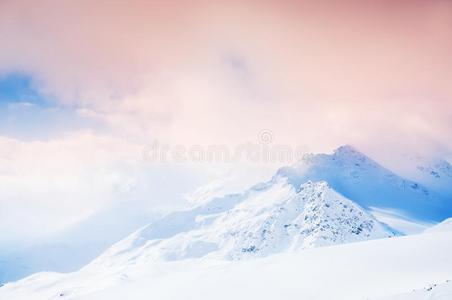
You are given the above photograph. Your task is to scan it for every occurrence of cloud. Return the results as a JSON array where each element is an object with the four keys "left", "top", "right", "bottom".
[
  {"left": 0, "top": 0, "right": 451, "bottom": 241},
  {"left": 0, "top": 133, "right": 133, "bottom": 242},
  {"left": 0, "top": 131, "right": 278, "bottom": 244},
  {"left": 0, "top": 0, "right": 451, "bottom": 156}
]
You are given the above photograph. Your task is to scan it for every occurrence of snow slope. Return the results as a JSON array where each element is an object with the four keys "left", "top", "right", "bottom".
[
  {"left": 1, "top": 230, "right": 451, "bottom": 300},
  {"left": 277, "top": 145, "right": 452, "bottom": 221},
  {"left": 424, "top": 218, "right": 452, "bottom": 233},
  {"left": 86, "top": 179, "right": 394, "bottom": 274},
  {"left": 369, "top": 207, "right": 432, "bottom": 235},
  {"left": 377, "top": 280, "right": 452, "bottom": 300},
  {"left": 0, "top": 202, "right": 159, "bottom": 284}
]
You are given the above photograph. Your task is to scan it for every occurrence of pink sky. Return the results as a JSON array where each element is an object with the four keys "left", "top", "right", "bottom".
[
  {"left": 0, "top": 0, "right": 451, "bottom": 156},
  {"left": 0, "top": 0, "right": 451, "bottom": 242}
]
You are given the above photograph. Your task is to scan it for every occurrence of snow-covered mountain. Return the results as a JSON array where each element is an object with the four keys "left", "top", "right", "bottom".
[
  {"left": 401, "top": 155, "right": 452, "bottom": 196},
  {"left": 86, "top": 179, "right": 394, "bottom": 272},
  {"left": 0, "top": 176, "right": 400, "bottom": 300},
  {"left": 277, "top": 145, "right": 452, "bottom": 221},
  {"left": 1, "top": 145, "right": 452, "bottom": 299}
]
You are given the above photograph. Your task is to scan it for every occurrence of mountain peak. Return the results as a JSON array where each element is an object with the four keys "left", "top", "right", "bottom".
[
  {"left": 278, "top": 145, "right": 451, "bottom": 221},
  {"left": 332, "top": 144, "right": 373, "bottom": 164},
  {"left": 333, "top": 144, "right": 361, "bottom": 156}
]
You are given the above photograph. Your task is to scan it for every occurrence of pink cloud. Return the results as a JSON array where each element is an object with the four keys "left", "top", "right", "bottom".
[{"left": 0, "top": 0, "right": 450, "bottom": 157}]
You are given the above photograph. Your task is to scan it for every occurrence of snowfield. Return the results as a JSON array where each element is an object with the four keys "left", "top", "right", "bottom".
[
  {"left": 425, "top": 218, "right": 452, "bottom": 233},
  {"left": 377, "top": 280, "right": 452, "bottom": 300},
  {"left": 1, "top": 230, "right": 451, "bottom": 300}
]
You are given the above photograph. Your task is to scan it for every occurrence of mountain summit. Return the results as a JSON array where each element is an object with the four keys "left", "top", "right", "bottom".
[{"left": 277, "top": 146, "right": 451, "bottom": 221}]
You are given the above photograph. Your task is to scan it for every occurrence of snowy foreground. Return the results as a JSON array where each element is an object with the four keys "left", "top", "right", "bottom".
[{"left": 1, "top": 228, "right": 451, "bottom": 300}]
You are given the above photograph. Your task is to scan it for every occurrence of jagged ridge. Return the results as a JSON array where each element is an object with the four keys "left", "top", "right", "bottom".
[{"left": 87, "top": 178, "right": 395, "bottom": 272}]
